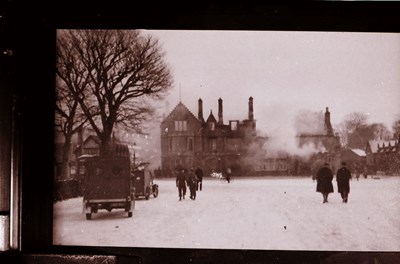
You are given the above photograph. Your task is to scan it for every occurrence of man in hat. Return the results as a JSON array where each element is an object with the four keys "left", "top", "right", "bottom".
[
  {"left": 316, "top": 162, "right": 334, "bottom": 203},
  {"left": 176, "top": 168, "right": 187, "bottom": 201},
  {"left": 336, "top": 161, "right": 352, "bottom": 203}
]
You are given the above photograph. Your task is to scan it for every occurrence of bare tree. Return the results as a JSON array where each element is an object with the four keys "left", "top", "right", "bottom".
[
  {"left": 370, "top": 123, "right": 392, "bottom": 141},
  {"left": 339, "top": 112, "right": 394, "bottom": 149},
  {"left": 56, "top": 30, "right": 172, "bottom": 155},
  {"left": 392, "top": 116, "right": 400, "bottom": 139},
  {"left": 344, "top": 112, "right": 369, "bottom": 132},
  {"left": 345, "top": 112, "right": 369, "bottom": 149},
  {"left": 55, "top": 78, "right": 88, "bottom": 179}
]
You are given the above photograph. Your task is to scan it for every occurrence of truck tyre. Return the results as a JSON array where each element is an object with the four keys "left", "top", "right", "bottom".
[
  {"left": 128, "top": 212, "right": 133, "bottom": 217},
  {"left": 153, "top": 186, "right": 159, "bottom": 198},
  {"left": 86, "top": 213, "right": 92, "bottom": 220},
  {"left": 145, "top": 187, "right": 150, "bottom": 200}
]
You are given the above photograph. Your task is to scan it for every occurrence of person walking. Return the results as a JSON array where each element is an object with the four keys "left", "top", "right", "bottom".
[
  {"left": 336, "top": 162, "right": 352, "bottom": 203},
  {"left": 194, "top": 166, "right": 204, "bottom": 191},
  {"left": 226, "top": 167, "right": 232, "bottom": 183},
  {"left": 316, "top": 162, "right": 334, "bottom": 203},
  {"left": 176, "top": 168, "right": 187, "bottom": 201},
  {"left": 187, "top": 168, "right": 198, "bottom": 200}
]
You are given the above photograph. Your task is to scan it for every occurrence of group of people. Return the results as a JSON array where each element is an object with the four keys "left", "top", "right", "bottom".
[
  {"left": 175, "top": 167, "right": 204, "bottom": 201},
  {"left": 316, "top": 161, "right": 352, "bottom": 203}
]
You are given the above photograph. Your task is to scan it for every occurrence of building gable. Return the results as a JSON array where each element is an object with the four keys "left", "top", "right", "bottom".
[{"left": 161, "top": 102, "right": 200, "bottom": 126}]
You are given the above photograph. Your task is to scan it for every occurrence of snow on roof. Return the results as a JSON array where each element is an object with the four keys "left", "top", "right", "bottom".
[
  {"left": 368, "top": 140, "right": 397, "bottom": 153},
  {"left": 77, "top": 154, "right": 97, "bottom": 160},
  {"left": 350, "top": 148, "right": 366, "bottom": 157}
]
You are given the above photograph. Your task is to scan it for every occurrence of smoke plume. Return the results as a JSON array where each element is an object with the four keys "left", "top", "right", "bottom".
[{"left": 256, "top": 104, "right": 327, "bottom": 160}]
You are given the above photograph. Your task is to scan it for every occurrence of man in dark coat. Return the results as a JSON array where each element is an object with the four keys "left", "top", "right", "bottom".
[
  {"left": 187, "top": 168, "right": 198, "bottom": 200},
  {"left": 176, "top": 168, "right": 187, "bottom": 201},
  {"left": 194, "top": 167, "right": 203, "bottom": 191},
  {"left": 336, "top": 161, "right": 352, "bottom": 203},
  {"left": 316, "top": 162, "right": 334, "bottom": 203}
]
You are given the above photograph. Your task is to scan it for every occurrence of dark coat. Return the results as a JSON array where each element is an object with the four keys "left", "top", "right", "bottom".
[
  {"left": 316, "top": 166, "right": 334, "bottom": 193},
  {"left": 187, "top": 171, "right": 198, "bottom": 189},
  {"left": 336, "top": 167, "right": 351, "bottom": 194},
  {"left": 176, "top": 171, "right": 187, "bottom": 188},
  {"left": 195, "top": 168, "right": 203, "bottom": 181}
]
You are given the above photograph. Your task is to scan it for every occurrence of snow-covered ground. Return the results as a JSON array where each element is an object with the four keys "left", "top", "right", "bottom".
[{"left": 53, "top": 175, "right": 400, "bottom": 251}]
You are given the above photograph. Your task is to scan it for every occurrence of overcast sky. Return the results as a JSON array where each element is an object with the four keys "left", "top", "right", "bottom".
[{"left": 146, "top": 30, "right": 400, "bottom": 133}]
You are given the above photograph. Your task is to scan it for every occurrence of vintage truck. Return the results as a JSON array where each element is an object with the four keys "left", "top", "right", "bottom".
[{"left": 82, "top": 144, "right": 135, "bottom": 220}]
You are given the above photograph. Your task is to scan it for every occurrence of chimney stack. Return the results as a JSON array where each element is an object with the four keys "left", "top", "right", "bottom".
[
  {"left": 248, "top": 97, "right": 254, "bottom": 121},
  {"left": 325, "top": 107, "right": 333, "bottom": 136},
  {"left": 218, "top": 98, "right": 223, "bottom": 125},
  {"left": 198, "top": 98, "right": 204, "bottom": 123}
]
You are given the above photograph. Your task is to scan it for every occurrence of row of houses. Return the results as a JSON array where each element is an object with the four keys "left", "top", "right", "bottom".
[
  {"left": 159, "top": 97, "right": 400, "bottom": 177},
  {"left": 366, "top": 137, "right": 400, "bottom": 175},
  {"left": 55, "top": 97, "right": 400, "bottom": 181}
]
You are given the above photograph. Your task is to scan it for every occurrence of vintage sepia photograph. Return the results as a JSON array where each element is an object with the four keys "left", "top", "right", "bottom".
[{"left": 52, "top": 29, "right": 400, "bottom": 252}]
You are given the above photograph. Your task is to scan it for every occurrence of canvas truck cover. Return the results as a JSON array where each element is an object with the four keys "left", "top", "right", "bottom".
[{"left": 83, "top": 156, "right": 131, "bottom": 201}]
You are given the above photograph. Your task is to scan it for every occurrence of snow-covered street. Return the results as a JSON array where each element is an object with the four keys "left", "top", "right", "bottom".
[{"left": 53, "top": 176, "right": 400, "bottom": 251}]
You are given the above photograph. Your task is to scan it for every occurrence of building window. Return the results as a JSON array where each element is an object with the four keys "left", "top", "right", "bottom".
[
  {"left": 188, "top": 137, "right": 194, "bottom": 151},
  {"left": 208, "top": 122, "right": 215, "bottom": 131},
  {"left": 79, "top": 165, "right": 85, "bottom": 175},
  {"left": 230, "top": 121, "right": 238, "bottom": 131},
  {"left": 266, "top": 159, "right": 275, "bottom": 171},
  {"left": 210, "top": 138, "right": 217, "bottom": 151},
  {"left": 175, "top": 121, "right": 187, "bottom": 131},
  {"left": 70, "top": 164, "right": 76, "bottom": 175},
  {"left": 278, "top": 159, "right": 286, "bottom": 170}
]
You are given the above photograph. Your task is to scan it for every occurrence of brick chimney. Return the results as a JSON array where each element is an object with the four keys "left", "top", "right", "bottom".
[
  {"left": 325, "top": 107, "right": 333, "bottom": 136},
  {"left": 218, "top": 98, "right": 223, "bottom": 125},
  {"left": 248, "top": 97, "right": 254, "bottom": 121},
  {"left": 198, "top": 98, "right": 204, "bottom": 123}
]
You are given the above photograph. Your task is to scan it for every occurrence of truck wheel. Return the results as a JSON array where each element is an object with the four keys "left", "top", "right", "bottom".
[
  {"left": 153, "top": 187, "right": 159, "bottom": 198},
  {"left": 145, "top": 187, "right": 150, "bottom": 200},
  {"left": 128, "top": 212, "right": 133, "bottom": 217},
  {"left": 86, "top": 213, "right": 92, "bottom": 220},
  {"left": 125, "top": 202, "right": 131, "bottom": 212}
]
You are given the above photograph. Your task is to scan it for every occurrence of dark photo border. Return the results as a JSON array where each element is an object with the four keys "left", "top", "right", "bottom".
[{"left": 3, "top": 2, "right": 400, "bottom": 264}]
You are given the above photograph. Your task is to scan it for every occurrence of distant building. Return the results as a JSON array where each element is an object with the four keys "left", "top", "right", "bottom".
[
  {"left": 54, "top": 124, "right": 154, "bottom": 181},
  {"left": 339, "top": 148, "right": 366, "bottom": 173},
  {"left": 160, "top": 97, "right": 341, "bottom": 177},
  {"left": 160, "top": 97, "right": 256, "bottom": 176},
  {"left": 366, "top": 136, "right": 400, "bottom": 175},
  {"left": 295, "top": 107, "right": 342, "bottom": 175}
]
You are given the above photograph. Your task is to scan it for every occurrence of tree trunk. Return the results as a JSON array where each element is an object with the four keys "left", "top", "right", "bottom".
[
  {"left": 60, "top": 134, "right": 72, "bottom": 180},
  {"left": 99, "top": 117, "right": 115, "bottom": 156}
]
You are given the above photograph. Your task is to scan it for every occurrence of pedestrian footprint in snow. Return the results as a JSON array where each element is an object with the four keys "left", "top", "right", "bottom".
[
  {"left": 336, "top": 161, "right": 352, "bottom": 203},
  {"left": 316, "top": 162, "right": 334, "bottom": 203}
]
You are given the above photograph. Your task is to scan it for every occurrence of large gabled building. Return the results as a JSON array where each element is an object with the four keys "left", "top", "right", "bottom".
[
  {"left": 160, "top": 97, "right": 342, "bottom": 177},
  {"left": 160, "top": 97, "right": 256, "bottom": 177}
]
